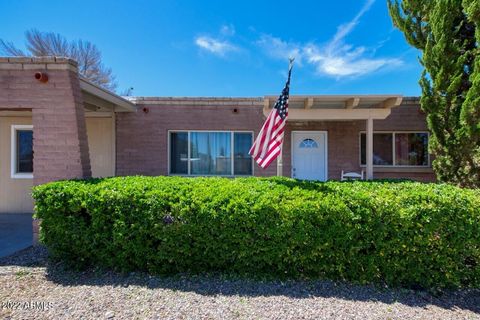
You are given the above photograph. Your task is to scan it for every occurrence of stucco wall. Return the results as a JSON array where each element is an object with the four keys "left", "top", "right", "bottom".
[
  {"left": 0, "top": 57, "right": 91, "bottom": 186},
  {"left": 0, "top": 115, "right": 34, "bottom": 213}
]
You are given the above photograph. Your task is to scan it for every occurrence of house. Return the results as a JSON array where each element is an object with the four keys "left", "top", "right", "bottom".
[{"left": 0, "top": 57, "right": 435, "bottom": 222}]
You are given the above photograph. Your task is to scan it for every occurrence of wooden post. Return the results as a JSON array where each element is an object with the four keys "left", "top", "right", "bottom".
[
  {"left": 366, "top": 117, "right": 373, "bottom": 180},
  {"left": 277, "top": 146, "right": 283, "bottom": 176}
]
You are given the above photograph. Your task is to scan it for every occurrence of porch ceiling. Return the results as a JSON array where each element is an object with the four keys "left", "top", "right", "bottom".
[
  {"left": 80, "top": 77, "right": 136, "bottom": 113},
  {"left": 263, "top": 95, "right": 403, "bottom": 120}
]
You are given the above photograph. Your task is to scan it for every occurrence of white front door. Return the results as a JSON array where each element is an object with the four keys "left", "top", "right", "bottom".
[{"left": 292, "top": 131, "right": 327, "bottom": 181}]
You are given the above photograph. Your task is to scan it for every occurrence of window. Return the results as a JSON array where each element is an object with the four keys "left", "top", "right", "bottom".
[
  {"left": 169, "top": 131, "right": 253, "bottom": 175},
  {"left": 299, "top": 138, "right": 318, "bottom": 149},
  {"left": 11, "top": 125, "right": 33, "bottom": 178},
  {"left": 234, "top": 133, "right": 253, "bottom": 175},
  {"left": 360, "top": 133, "right": 393, "bottom": 165},
  {"left": 360, "top": 132, "right": 429, "bottom": 167},
  {"left": 191, "top": 132, "right": 231, "bottom": 175},
  {"left": 395, "top": 133, "right": 429, "bottom": 166},
  {"left": 170, "top": 132, "right": 188, "bottom": 174}
]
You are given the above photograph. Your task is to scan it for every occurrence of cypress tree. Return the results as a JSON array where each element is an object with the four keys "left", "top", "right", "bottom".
[{"left": 388, "top": 0, "right": 480, "bottom": 187}]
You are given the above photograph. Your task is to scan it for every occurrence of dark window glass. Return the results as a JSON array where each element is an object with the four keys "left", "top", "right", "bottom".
[
  {"left": 299, "top": 138, "right": 318, "bottom": 149},
  {"left": 16, "top": 130, "right": 33, "bottom": 173},
  {"left": 234, "top": 133, "right": 253, "bottom": 175},
  {"left": 190, "top": 132, "right": 231, "bottom": 175},
  {"left": 361, "top": 133, "right": 393, "bottom": 165},
  {"left": 395, "top": 133, "right": 428, "bottom": 166},
  {"left": 170, "top": 132, "right": 188, "bottom": 174}
]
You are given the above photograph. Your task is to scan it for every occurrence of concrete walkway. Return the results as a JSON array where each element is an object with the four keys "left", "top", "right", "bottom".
[{"left": 0, "top": 213, "right": 32, "bottom": 258}]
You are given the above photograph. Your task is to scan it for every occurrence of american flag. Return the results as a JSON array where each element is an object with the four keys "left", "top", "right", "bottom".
[{"left": 249, "top": 60, "right": 293, "bottom": 169}]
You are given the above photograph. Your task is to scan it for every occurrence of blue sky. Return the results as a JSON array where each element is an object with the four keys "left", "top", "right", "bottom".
[{"left": 0, "top": 0, "right": 423, "bottom": 97}]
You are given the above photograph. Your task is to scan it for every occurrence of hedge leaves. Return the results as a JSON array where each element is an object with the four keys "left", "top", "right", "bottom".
[{"left": 33, "top": 177, "right": 480, "bottom": 289}]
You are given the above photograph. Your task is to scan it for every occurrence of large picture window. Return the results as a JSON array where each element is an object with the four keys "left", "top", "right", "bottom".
[
  {"left": 11, "top": 125, "right": 33, "bottom": 179},
  {"left": 360, "top": 132, "right": 429, "bottom": 167},
  {"left": 169, "top": 131, "right": 253, "bottom": 176}
]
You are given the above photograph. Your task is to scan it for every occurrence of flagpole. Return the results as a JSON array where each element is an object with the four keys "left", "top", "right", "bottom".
[{"left": 277, "top": 146, "right": 283, "bottom": 176}]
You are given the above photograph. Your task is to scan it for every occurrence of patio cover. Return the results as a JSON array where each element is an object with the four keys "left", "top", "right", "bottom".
[
  {"left": 263, "top": 95, "right": 404, "bottom": 180},
  {"left": 263, "top": 95, "right": 403, "bottom": 120}
]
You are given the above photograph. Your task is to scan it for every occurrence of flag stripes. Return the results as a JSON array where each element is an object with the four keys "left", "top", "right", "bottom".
[{"left": 249, "top": 62, "right": 292, "bottom": 169}]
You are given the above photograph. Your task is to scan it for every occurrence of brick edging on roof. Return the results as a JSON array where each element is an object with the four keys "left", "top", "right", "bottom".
[
  {"left": 128, "top": 96, "right": 421, "bottom": 107},
  {"left": 0, "top": 56, "right": 78, "bottom": 71},
  {"left": 128, "top": 97, "right": 264, "bottom": 106}
]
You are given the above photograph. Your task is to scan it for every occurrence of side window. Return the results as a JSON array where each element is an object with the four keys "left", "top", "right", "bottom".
[
  {"left": 11, "top": 125, "right": 33, "bottom": 178},
  {"left": 234, "top": 132, "right": 253, "bottom": 175},
  {"left": 360, "top": 132, "right": 429, "bottom": 167},
  {"left": 360, "top": 133, "right": 393, "bottom": 165}
]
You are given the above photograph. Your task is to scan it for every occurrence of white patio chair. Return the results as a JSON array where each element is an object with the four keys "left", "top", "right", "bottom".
[{"left": 341, "top": 170, "right": 364, "bottom": 181}]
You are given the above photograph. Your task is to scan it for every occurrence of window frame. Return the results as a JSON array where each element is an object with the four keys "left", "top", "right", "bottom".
[
  {"left": 11, "top": 124, "right": 34, "bottom": 179},
  {"left": 168, "top": 130, "right": 254, "bottom": 176},
  {"left": 359, "top": 131, "right": 430, "bottom": 168}
]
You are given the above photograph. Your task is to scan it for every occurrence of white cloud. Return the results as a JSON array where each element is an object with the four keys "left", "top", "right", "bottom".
[
  {"left": 256, "top": 34, "right": 302, "bottom": 65},
  {"left": 194, "top": 36, "right": 237, "bottom": 56},
  {"left": 256, "top": 0, "right": 402, "bottom": 77},
  {"left": 220, "top": 24, "right": 235, "bottom": 36},
  {"left": 303, "top": 42, "right": 402, "bottom": 77},
  {"left": 194, "top": 24, "right": 239, "bottom": 57},
  {"left": 329, "top": 0, "right": 375, "bottom": 50}
]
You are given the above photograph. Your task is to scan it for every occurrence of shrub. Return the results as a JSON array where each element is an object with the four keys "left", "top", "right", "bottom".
[{"left": 33, "top": 176, "right": 480, "bottom": 289}]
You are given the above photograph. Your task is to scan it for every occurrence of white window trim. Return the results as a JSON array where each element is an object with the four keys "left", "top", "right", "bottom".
[
  {"left": 11, "top": 125, "right": 34, "bottom": 179},
  {"left": 359, "top": 131, "right": 430, "bottom": 168},
  {"left": 168, "top": 130, "right": 254, "bottom": 177}
]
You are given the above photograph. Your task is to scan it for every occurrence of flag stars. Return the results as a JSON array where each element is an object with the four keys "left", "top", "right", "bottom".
[{"left": 249, "top": 63, "right": 293, "bottom": 168}]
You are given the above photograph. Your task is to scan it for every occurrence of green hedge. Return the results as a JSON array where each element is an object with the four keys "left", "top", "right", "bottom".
[{"left": 33, "top": 176, "right": 480, "bottom": 289}]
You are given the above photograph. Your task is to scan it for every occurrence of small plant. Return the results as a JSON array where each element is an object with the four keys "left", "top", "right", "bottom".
[{"left": 15, "top": 270, "right": 30, "bottom": 278}]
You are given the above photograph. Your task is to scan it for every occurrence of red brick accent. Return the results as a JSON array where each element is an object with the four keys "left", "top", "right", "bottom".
[
  {"left": 116, "top": 99, "right": 276, "bottom": 177},
  {"left": 0, "top": 57, "right": 92, "bottom": 185}
]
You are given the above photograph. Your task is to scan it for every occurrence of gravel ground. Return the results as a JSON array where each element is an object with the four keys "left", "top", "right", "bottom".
[{"left": 0, "top": 246, "right": 479, "bottom": 320}]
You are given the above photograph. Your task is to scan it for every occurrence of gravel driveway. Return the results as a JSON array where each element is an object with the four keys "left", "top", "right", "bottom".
[{"left": 0, "top": 247, "right": 479, "bottom": 320}]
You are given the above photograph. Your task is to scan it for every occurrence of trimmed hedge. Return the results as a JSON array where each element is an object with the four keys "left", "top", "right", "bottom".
[{"left": 33, "top": 176, "right": 480, "bottom": 289}]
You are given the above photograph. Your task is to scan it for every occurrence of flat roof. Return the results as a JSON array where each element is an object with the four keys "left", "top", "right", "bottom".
[
  {"left": 127, "top": 95, "right": 410, "bottom": 109},
  {"left": 79, "top": 77, "right": 137, "bottom": 112}
]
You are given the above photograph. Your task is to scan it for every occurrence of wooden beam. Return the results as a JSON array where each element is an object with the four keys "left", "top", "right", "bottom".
[
  {"left": 382, "top": 97, "right": 403, "bottom": 108},
  {"left": 366, "top": 118, "right": 374, "bottom": 180},
  {"left": 304, "top": 97, "right": 314, "bottom": 109},
  {"left": 345, "top": 97, "right": 360, "bottom": 109},
  {"left": 0, "top": 110, "right": 32, "bottom": 117},
  {"left": 79, "top": 78, "right": 136, "bottom": 112},
  {"left": 263, "top": 98, "right": 270, "bottom": 113},
  {"left": 84, "top": 103, "right": 100, "bottom": 112},
  {"left": 0, "top": 108, "right": 32, "bottom": 112},
  {"left": 82, "top": 92, "right": 115, "bottom": 110},
  {"left": 264, "top": 108, "right": 392, "bottom": 120}
]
